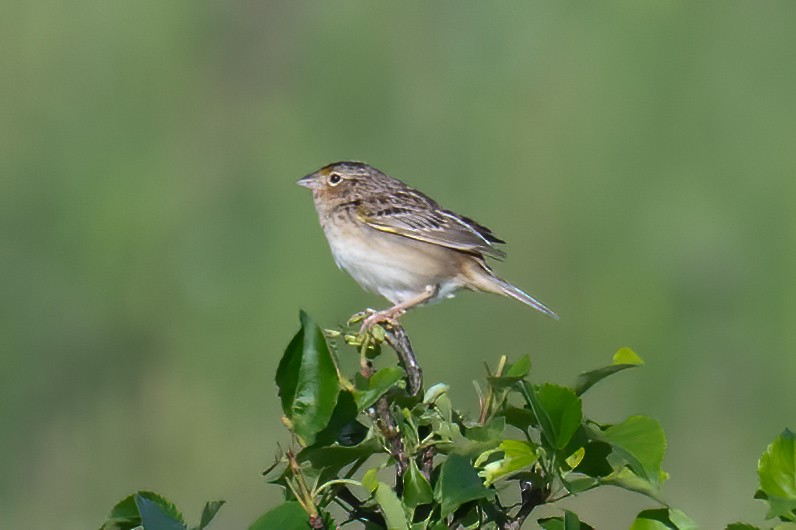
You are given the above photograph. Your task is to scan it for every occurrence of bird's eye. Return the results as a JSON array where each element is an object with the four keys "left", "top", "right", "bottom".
[{"left": 329, "top": 173, "right": 342, "bottom": 186}]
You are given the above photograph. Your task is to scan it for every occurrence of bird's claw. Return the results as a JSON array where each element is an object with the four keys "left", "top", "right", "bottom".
[{"left": 359, "top": 309, "right": 404, "bottom": 335}]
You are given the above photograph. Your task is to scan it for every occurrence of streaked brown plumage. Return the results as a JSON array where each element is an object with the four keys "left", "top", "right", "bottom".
[{"left": 297, "top": 161, "right": 557, "bottom": 328}]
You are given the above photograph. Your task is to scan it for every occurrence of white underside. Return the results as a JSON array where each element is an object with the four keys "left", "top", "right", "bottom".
[{"left": 323, "top": 222, "right": 464, "bottom": 305}]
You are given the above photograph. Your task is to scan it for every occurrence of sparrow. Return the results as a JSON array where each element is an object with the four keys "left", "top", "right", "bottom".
[{"left": 297, "top": 161, "right": 557, "bottom": 329}]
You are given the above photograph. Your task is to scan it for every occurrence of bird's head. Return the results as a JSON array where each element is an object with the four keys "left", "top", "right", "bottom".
[{"left": 297, "top": 161, "right": 385, "bottom": 206}]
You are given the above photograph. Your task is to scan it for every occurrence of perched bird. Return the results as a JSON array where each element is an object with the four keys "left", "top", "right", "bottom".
[{"left": 297, "top": 161, "right": 557, "bottom": 328}]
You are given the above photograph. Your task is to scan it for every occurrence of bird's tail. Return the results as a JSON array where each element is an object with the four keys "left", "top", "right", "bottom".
[
  {"left": 463, "top": 261, "right": 559, "bottom": 319},
  {"left": 493, "top": 276, "right": 559, "bottom": 320}
]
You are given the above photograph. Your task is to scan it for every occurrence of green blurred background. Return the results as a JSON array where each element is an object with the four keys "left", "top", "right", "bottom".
[{"left": 2, "top": 1, "right": 795, "bottom": 528}]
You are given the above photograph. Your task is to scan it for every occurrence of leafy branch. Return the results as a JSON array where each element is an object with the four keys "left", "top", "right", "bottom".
[
  {"left": 253, "top": 312, "right": 683, "bottom": 529},
  {"left": 98, "top": 311, "right": 796, "bottom": 530}
]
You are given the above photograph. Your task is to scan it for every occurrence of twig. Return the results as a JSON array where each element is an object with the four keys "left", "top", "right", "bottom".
[
  {"left": 420, "top": 445, "right": 435, "bottom": 482},
  {"left": 374, "top": 395, "right": 408, "bottom": 489},
  {"left": 383, "top": 323, "right": 423, "bottom": 395},
  {"left": 361, "top": 354, "right": 409, "bottom": 490}
]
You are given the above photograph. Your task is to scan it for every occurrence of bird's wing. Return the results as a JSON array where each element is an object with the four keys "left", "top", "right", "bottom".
[{"left": 357, "top": 192, "right": 506, "bottom": 260}]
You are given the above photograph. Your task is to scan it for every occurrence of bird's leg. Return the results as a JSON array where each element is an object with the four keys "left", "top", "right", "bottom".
[{"left": 360, "top": 285, "right": 439, "bottom": 333}]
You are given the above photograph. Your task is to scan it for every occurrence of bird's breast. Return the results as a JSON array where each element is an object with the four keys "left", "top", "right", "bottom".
[{"left": 322, "top": 220, "right": 464, "bottom": 305}]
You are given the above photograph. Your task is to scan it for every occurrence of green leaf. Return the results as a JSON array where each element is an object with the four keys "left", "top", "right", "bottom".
[
  {"left": 600, "top": 468, "right": 664, "bottom": 502},
  {"left": 521, "top": 382, "right": 583, "bottom": 450},
  {"left": 336, "top": 419, "right": 369, "bottom": 447},
  {"left": 560, "top": 425, "right": 589, "bottom": 464},
  {"left": 613, "top": 347, "right": 644, "bottom": 365},
  {"left": 104, "top": 494, "right": 141, "bottom": 529},
  {"left": 423, "top": 383, "right": 449, "bottom": 404},
  {"left": 434, "top": 454, "right": 493, "bottom": 517},
  {"left": 758, "top": 429, "right": 796, "bottom": 520},
  {"left": 668, "top": 509, "right": 699, "bottom": 530},
  {"left": 310, "top": 390, "right": 359, "bottom": 447},
  {"left": 198, "top": 500, "right": 225, "bottom": 529},
  {"left": 262, "top": 458, "right": 289, "bottom": 484},
  {"left": 466, "top": 417, "right": 506, "bottom": 443},
  {"left": 725, "top": 524, "right": 761, "bottom": 530},
  {"left": 488, "top": 355, "right": 532, "bottom": 390},
  {"left": 135, "top": 493, "right": 186, "bottom": 530},
  {"left": 453, "top": 504, "right": 481, "bottom": 527},
  {"left": 575, "top": 348, "right": 644, "bottom": 396},
  {"left": 249, "top": 502, "right": 311, "bottom": 530},
  {"left": 538, "top": 517, "right": 564, "bottom": 530},
  {"left": 630, "top": 508, "right": 697, "bottom": 530},
  {"left": 403, "top": 461, "right": 433, "bottom": 508},
  {"left": 276, "top": 311, "right": 341, "bottom": 445},
  {"left": 503, "top": 405, "right": 536, "bottom": 433},
  {"left": 574, "top": 441, "right": 613, "bottom": 478},
  {"left": 370, "top": 324, "right": 386, "bottom": 342},
  {"left": 565, "top": 446, "right": 586, "bottom": 469},
  {"left": 298, "top": 438, "right": 382, "bottom": 478},
  {"left": 629, "top": 509, "right": 674, "bottom": 530},
  {"left": 539, "top": 510, "right": 594, "bottom": 529},
  {"left": 506, "top": 355, "right": 532, "bottom": 377},
  {"left": 563, "top": 476, "right": 598, "bottom": 494},
  {"left": 600, "top": 415, "right": 667, "bottom": 485},
  {"left": 486, "top": 374, "right": 525, "bottom": 391},
  {"left": 362, "top": 468, "right": 379, "bottom": 493},
  {"left": 771, "top": 500, "right": 796, "bottom": 521},
  {"left": 103, "top": 492, "right": 191, "bottom": 530},
  {"left": 374, "top": 482, "right": 409, "bottom": 530},
  {"left": 477, "top": 439, "right": 538, "bottom": 486},
  {"left": 354, "top": 366, "right": 406, "bottom": 410},
  {"left": 100, "top": 518, "right": 138, "bottom": 530}
]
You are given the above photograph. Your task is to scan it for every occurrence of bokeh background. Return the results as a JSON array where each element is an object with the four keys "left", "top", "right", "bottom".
[{"left": 2, "top": 2, "right": 795, "bottom": 528}]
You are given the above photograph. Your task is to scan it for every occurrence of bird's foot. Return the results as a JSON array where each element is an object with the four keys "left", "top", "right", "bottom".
[{"left": 359, "top": 308, "right": 405, "bottom": 334}]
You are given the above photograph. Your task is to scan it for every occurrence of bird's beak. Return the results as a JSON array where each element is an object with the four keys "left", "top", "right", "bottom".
[{"left": 296, "top": 173, "right": 322, "bottom": 189}]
